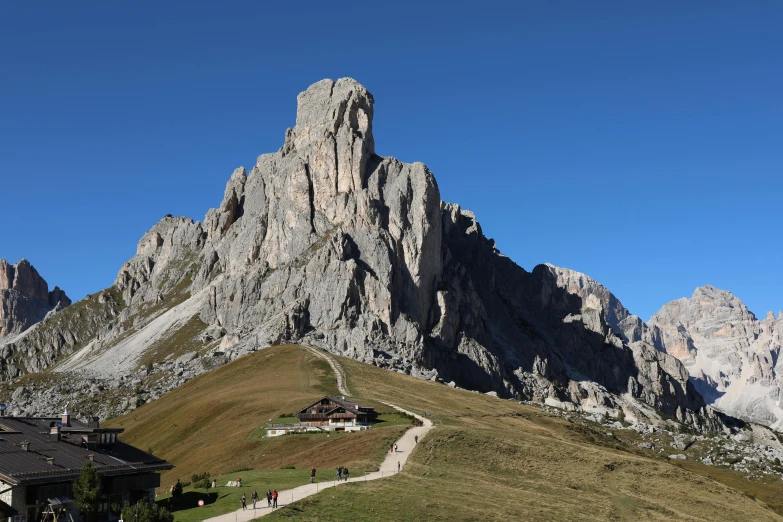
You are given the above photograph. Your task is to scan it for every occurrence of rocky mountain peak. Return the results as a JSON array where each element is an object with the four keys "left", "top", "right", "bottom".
[
  {"left": 0, "top": 79, "right": 718, "bottom": 432},
  {"left": 0, "top": 258, "right": 71, "bottom": 338},
  {"left": 293, "top": 78, "right": 374, "bottom": 151},
  {"left": 691, "top": 285, "right": 754, "bottom": 317}
]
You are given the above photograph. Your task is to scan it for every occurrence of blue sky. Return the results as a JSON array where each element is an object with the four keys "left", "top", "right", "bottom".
[{"left": 1, "top": 2, "right": 781, "bottom": 321}]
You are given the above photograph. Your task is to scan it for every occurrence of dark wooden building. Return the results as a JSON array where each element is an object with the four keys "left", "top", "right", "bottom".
[
  {"left": 0, "top": 407, "right": 172, "bottom": 522},
  {"left": 296, "top": 396, "right": 378, "bottom": 428}
]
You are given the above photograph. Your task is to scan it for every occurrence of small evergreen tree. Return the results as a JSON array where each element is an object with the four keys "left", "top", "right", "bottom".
[
  {"left": 121, "top": 502, "right": 174, "bottom": 522},
  {"left": 171, "top": 479, "right": 183, "bottom": 498},
  {"left": 72, "top": 462, "right": 102, "bottom": 515}
]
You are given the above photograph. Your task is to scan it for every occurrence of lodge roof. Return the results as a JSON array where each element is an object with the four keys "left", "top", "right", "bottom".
[
  {"left": 0, "top": 417, "right": 173, "bottom": 486},
  {"left": 297, "top": 396, "right": 377, "bottom": 417}
]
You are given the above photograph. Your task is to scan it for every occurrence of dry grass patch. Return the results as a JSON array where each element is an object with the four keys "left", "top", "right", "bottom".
[{"left": 107, "top": 345, "right": 407, "bottom": 488}]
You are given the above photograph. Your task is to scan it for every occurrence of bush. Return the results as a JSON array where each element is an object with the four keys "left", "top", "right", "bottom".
[
  {"left": 121, "top": 502, "right": 174, "bottom": 522},
  {"left": 191, "top": 472, "right": 211, "bottom": 490}
]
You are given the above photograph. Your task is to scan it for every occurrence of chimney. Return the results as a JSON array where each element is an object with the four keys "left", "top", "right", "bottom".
[
  {"left": 50, "top": 423, "right": 61, "bottom": 442},
  {"left": 88, "top": 416, "right": 100, "bottom": 429},
  {"left": 20, "top": 440, "right": 29, "bottom": 451},
  {"left": 0, "top": 403, "right": 6, "bottom": 416},
  {"left": 88, "top": 454, "right": 95, "bottom": 462},
  {"left": 46, "top": 457, "right": 55, "bottom": 466},
  {"left": 62, "top": 406, "right": 71, "bottom": 428}
]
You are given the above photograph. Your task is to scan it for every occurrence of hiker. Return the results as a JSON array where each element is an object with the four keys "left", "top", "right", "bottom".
[
  {"left": 251, "top": 490, "right": 258, "bottom": 509},
  {"left": 397, "top": 461, "right": 401, "bottom": 472},
  {"left": 336, "top": 466, "right": 342, "bottom": 481},
  {"left": 311, "top": 466, "right": 317, "bottom": 483},
  {"left": 394, "top": 443, "right": 398, "bottom": 452},
  {"left": 343, "top": 466, "right": 349, "bottom": 481},
  {"left": 390, "top": 444, "right": 393, "bottom": 453},
  {"left": 266, "top": 489, "right": 272, "bottom": 507},
  {"left": 415, "top": 435, "right": 418, "bottom": 444},
  {"left": 241, "top": 493, "right": 247, "bottom": 511},
  {"left": 272, "top": 489, "right": 278, "bottom": 508}
]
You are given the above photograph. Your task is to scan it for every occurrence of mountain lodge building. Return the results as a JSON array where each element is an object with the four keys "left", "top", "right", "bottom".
[{"left": 266, "top": 396, "right": 378, "bottom": 437}]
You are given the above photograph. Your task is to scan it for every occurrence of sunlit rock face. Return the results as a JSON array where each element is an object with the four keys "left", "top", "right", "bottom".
[
  {"left": 0, "top": 258, "right": 70, "bottom": 338},
  {"left": 0, "top": 79, "right": 718, "bottom": 431},
  {"left": 650, "top": 286, "right": 783, "bottom": 428}
]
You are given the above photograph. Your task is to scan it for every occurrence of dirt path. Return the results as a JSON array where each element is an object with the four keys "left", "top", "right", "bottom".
[
  {"left": 203, "top": 349, "right": 433, "bottom": 522},
  {"left": 304, "top": 345, "right": 350, "bottom": 396}
]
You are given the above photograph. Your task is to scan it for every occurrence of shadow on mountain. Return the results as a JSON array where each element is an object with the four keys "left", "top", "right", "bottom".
[
  {"left": 689, "top": 375, "right": 725, "bottom": 404},
  {"left": 421, "top": 207, "right": 706, "bottom": 419}
]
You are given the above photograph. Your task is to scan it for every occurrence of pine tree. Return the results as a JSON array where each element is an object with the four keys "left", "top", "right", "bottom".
[{"left": 72, "top": 462, "right": 102, "bottom": 514}]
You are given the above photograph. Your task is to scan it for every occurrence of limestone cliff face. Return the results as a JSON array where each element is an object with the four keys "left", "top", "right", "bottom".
[
  {"left": 0, "top": 79, "right": 716, "bottom": 428},
  {"left": 545, "top": 264, "right": 664, "bottom": 350},
  {"left": 0, "top": 259, "right": 71, "bottom": 338},
  {"left": 650, "top": 286, "right": 783, "bottom": 428}
]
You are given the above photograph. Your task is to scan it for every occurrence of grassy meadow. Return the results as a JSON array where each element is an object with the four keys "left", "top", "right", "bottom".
[
  {"left": 108, "top": 344, "right": 783, "bottom": 520},
  {"left": 260, "top": 350, "right": 783, "bottom": 521}
]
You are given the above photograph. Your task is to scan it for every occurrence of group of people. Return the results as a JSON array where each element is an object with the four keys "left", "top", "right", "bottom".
[
  {"left": 336, "top": 465, "right": 350, "bottom": 481},
  {"left": 240, "top": 489, "right": 278, "bottom": 510}
]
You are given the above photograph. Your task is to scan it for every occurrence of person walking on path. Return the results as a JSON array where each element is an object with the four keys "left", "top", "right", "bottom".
[
  {"left": 311, "top": 466, "right": 317, "bottom": 483},
  {"left": 415, "top": 435, "right": 419, "bottom": 444},
  {"left": 251, "top": 490, "right": 258, "bottom": 509},
  {"left": 241, "top": 493, "right": 247, "bottom": 511},
  {"left": 272, "top": 490, "right": 278, "bottom": 508},
  {"left": 343, "top": 466, "right": 350, "bottom": 481},
  {"left": 394, "top": 443, "right": 398, "bottom": 452},
  {"left": 336, "top": 467, "right": 341, "bottom": 481},
  {"left": 266, "top": 490, "right": 272, "bottom": 507},
  {"left": 397, "top": 461, "right": 401, "bottom": 472}
]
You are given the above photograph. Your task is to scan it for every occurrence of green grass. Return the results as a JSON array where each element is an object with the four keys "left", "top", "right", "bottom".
[{"left": 157, "top": 469, "right": 310, "bottom": 522}]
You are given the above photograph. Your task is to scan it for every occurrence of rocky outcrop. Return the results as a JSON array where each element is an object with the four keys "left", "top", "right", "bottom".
[
  {"left": 545, "top": 264, "right": 664, "bottom": 350},
  {"left": 0, "top": 259, "right": 71, "bottom": 338},
  {"left": 0, "top": 79, "right": 717, "bottom": 430},
  {"left": 650, "top": 286, "right": 783, "bottom": 428}
]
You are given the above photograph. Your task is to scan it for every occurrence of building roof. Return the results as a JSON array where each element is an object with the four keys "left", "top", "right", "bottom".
[
  {"left": 0, "top": 417, "right": 172, "bottom": 486},
  {"left": 297, "top": 396, "right": 378, "bottom": 417}
]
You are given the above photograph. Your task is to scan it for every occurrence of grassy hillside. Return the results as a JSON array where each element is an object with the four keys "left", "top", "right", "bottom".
[
  {"left": 106, "top": 345, "right": 408, "bottom": 489},
  {"left": 259, "top": 351, "right": 783, "bottom": 521},
  {"left": 109, "top": 344, "right": 783, "bottom": 520}
]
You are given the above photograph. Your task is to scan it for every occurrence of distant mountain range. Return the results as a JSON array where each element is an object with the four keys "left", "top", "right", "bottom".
[
  {"left": 0, "top": 258, "right": 70, "bottom": 339},
  {"left": 1, "top": 78, "right": 775, "bottom": 433},
  {"left": 548, "top": 264, "right": 783, "bottom": 429}
]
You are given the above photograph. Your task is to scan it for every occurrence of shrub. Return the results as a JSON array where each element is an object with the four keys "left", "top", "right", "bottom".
[
  {"left": 191, "top": 472, "right": 211, "bottom": 490},
  {"left": 121, "top": 502, "right": 174, "bottom": 522}
]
